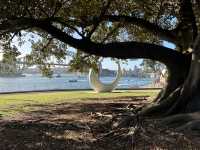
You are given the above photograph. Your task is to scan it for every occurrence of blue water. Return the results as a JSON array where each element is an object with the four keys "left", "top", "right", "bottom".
[{"left": 0, "top": 74, "right": 153, "bottom": 92}]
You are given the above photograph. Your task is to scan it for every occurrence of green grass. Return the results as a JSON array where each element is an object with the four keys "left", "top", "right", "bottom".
[{"left": 0, "top": 90, "right": 159, "bottom": 117}]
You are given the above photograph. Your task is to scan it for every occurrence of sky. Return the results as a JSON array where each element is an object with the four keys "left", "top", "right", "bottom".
[
  {"left": 12, "top": 41, "right": 142, "bottom": 70},
  {"left": 0, "top": 33, "right": 175, "bottom": 70}
]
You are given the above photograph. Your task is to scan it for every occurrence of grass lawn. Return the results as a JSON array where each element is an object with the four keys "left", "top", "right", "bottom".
[
  {"left": 1, "top": 89, "right": 197, "bottom": 149},
  {"left": 0, "top": 89, "right": 159, "bottom": 117}
]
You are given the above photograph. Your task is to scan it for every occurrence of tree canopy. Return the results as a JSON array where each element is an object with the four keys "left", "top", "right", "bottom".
[
  {"left": 1, "top": 0, "right": 200, "bottom": 128},
  {"left": 0, "top": 0, "right": 192, "bottom": 66}
]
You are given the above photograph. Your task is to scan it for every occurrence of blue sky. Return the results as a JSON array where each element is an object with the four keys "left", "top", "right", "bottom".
[{"left": 12, "top": 33, "right": 175, "bottom": 70}]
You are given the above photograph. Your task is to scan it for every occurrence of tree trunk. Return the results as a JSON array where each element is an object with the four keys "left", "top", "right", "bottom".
[
  {"left": 138, "top": 35, "right": 200, "bottom": 132},
  {"left": 167, "top": 35, "right": 200, "bottom": 114},
  {"left": 140, "top": 1, "right": 200, "bottom": 118},
  {"left": 154, "top": 63, "right": 189, "bottom": 103}
]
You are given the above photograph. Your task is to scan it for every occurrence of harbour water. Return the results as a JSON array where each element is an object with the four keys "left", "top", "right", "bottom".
[{"left": 0, "top": 74, "right": 153, "bottom": 93}]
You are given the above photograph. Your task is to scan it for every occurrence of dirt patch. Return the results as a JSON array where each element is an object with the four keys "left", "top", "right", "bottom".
[{"left": 0, "top": 96, "right": 199, "bottom": 150}]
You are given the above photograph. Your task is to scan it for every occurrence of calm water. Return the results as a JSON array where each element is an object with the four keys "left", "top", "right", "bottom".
[{"left": 0, "top": 74, "right": 153, "bottom": 93}]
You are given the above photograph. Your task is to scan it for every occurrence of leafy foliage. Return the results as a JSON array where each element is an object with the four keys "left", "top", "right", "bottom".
[
  {"left": 2, "top": 45, "right": 20, "bottom": 64},
  {"left": 68, "top": 50, "right": 99, "bottom": 72},
  {"left": 0, "top": 0, "right": 198, "bottom": 75},
  {"left": 140, "top": 59, "right": 166, "bottom": 74}
]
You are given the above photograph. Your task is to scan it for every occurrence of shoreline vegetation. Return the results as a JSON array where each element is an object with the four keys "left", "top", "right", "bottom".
[{"left": 0, "top": 64, "right": 158, "bottom": 78}]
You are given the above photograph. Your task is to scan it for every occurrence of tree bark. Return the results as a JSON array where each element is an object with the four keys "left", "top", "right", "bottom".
[
  {"left": 139, "top": 1, "right": 200, "bottom": 118},
  {"left": 161, "top": 1, "right": 200, "bottom": 115},
  {"left": 139, "top": 34, "right": 200, "bottom": 118},
  {"left": 166, "top": 35, "right": 200, "bottom": 114}
]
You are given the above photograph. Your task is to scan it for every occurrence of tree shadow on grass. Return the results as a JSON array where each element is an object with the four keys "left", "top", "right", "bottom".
[
  {"left": 0, "top": 96, "right": 199, "bottom": 150},
  {"left": 0, "top": 98, "right": 141, "bottom": 150},
  {"left": 22, "top": 96, "right": 149, "bottom": 115},
  {"left": 0, "top": 120, "right": 96, "bottom": 150}
]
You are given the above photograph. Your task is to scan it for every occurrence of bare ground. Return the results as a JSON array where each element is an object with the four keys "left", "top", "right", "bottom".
[{"left": 0, "top": 96, "right": 200, "bottom": 150}]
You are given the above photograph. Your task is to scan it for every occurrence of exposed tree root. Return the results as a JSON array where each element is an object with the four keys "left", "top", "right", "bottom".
[
  {"left": 160, "top": 112, "right": 200, "bottom": 142},
  {"left": 139, "top": 86, "right": 182, "bottom": 116},
  {"left": 161, "top": 112, "right": 200, "bottom": 127},
  {"left": 98, "top": 113, "right": 200, "bottom": 149}
]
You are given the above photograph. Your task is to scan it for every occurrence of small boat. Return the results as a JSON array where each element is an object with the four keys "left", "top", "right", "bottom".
[
  {"left": 68, "top": 79, "right": 78, "bottom": 82},
  {"left": 56, "top": 74, "right": 61, "bottom": 78}
]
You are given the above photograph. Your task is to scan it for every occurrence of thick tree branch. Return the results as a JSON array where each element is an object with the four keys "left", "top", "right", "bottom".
[
  {"left": 180, "top": 0, "right": 197, "bottom": 39},
  {"left": 35, "top": 21, "right": 189, "bottom": 70},
  {"left": 102, "top": 15, "right": 177, "bottom": 43},
  {"left": 0, "top": 17, "right": 190, "bottom": 71},
  {"left": 86, "top": 0, "right": 113, "bottom": 38},
  {"left": 175, "top": 0, "right": 197, "bottom": 51},
  {"left": 0, "top": 18, "right": 32, "bottom": 36},
  {"left": 52, "top": 15, "right": 178, "bottom": 43}
]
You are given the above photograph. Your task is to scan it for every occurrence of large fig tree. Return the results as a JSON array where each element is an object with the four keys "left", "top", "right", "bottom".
[{"left": 1, "top": 0, "right": 200, "bottom": 129}]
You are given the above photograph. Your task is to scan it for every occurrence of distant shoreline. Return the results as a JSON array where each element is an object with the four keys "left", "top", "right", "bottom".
[
  {"left": 0, "top": 73, "right": 26, "bottom": 78},
  {"left": 0, "top": 88, "right": 162, "bottom": 94},
  {"left": 0, "top": 75, "right": 155, "bottom": 93}
]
